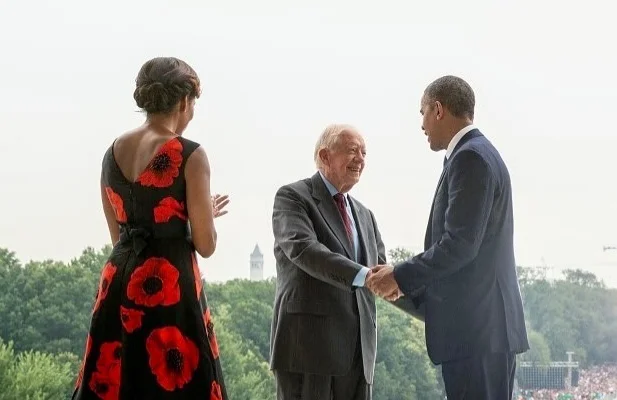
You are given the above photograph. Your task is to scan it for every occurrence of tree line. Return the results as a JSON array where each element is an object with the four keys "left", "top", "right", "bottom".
[{"left": 0, "top": 246, "right": 615, "bottom": 399}]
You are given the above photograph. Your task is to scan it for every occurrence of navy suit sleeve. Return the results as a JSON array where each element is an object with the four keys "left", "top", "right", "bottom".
[{"left": 393, "top": 150, "right": 496, "bottom": 295}]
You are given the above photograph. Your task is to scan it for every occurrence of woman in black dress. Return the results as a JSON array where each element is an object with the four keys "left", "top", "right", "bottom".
[{"left": 72, "top": 57, "right": 229, "bottom": 400}]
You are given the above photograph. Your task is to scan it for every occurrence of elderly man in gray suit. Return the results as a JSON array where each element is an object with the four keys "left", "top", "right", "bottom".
[{"left": 269, "top": 124, "right": 385, "bottom": 400}]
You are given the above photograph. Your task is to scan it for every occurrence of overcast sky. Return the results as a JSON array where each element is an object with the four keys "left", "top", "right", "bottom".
[{"left": 1, "top": 0, "right": 616, "bottom": 286}]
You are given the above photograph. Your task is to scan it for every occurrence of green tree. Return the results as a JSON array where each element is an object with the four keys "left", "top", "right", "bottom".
[
  {"left": 0, "top": 246, "right": 110, "bottom": 356},
  {"left": 520, "top": 328, "right": 551, "bottom": 365},
  {"left": 206, "top": 278, "right": 276, "bottom": 360},
  {"left": 370, "top": 247, "right": 443, "bottom": 399},
  {"left": 373, "top": 299, "right": 442, "bottom": 399},
  {"left": 2, "top": 245, "right": 616, "bottom": 398},
  {"left": 520, "top": 271, "right": 617, "bottom": 366},
  {"left": 516, "top": 265, "right": 548, "bottom": 289},
  {"left": 214, "top": 304, "right": 276, "bottom": 400},
  {"left": 0, "top": 338, "right": 78, "bottom": 400},
  {"left": 563, "top": 268, "right": 606, "bottom": 289}
]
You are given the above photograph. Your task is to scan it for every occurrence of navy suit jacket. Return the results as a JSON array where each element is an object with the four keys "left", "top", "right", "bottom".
[{"left": 393, "top": 129, "right": 529, "bottom": 365}]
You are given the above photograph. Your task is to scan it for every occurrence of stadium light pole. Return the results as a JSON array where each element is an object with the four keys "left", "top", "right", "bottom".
[{"left": 566, "top": 351, "right": 575, "bottom": 389}]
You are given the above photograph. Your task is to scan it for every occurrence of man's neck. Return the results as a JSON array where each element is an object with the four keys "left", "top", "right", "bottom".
[
  {"left": 445, "top": 122, "right": 476, "bottom": 159},
  {"left": 318, "top": 171, "right": 351, "bottom": 194},
  {"left": 446, "top": 121, "right": 473, "bottom": 143}
]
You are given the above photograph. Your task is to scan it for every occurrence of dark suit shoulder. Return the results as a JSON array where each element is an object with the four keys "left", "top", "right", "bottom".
[
  {"left": 453, "top": 135, "right": 502, "bottom": 168},
  {"left": 459, "top": 133, "right": 501, "bottom": 158},
  {"left": 276, "top": 177, "right": 312, "bottom": 196},
  {"left": 451, "top": 135, "right": 510, "bottom": 193},
  {"left": 450, "top": 146, "right": 490, "bottom": 167},
  {"left": 468, "top": 132, "right": 508, "bottom": 164},
  {"left": 457, "top": 133, "right": 488, "bottom": 152}
]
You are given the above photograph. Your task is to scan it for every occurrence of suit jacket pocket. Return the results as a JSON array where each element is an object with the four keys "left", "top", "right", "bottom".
[{"left": 286, "top": 300, "right": 330, "bottom": 316}]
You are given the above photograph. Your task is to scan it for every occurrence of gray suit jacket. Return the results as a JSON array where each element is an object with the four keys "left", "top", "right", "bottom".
[{"left": 270, "top": 172, "right": 385, "bottom": 384}]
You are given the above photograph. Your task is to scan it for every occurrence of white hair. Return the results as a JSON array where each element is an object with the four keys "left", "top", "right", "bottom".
[{"left": 314, "top": 124, "right": 358, "bottom": 170}]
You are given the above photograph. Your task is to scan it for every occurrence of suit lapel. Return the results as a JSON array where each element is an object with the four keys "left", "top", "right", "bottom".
[
  {"left": 425, "top": 129, "right": 483, "bottom": 249},
  {"left": 349, "top": 197, "right": 368, "bottom": 264},
  {"left": 424, "top": 167, "right": 447, "bottom": 249},
  {"left": 311, "top": 173, "right": 354, "bottom": 259}
]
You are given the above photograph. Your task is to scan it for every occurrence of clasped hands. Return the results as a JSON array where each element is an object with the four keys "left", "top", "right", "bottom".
[{"left": 366, "top": 265, "right": 404, "bottom": 301}]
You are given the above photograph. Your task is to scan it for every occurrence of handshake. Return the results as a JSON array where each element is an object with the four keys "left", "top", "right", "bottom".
[{"left": 365, "top": 265, "right": 403, "bottom": 301}]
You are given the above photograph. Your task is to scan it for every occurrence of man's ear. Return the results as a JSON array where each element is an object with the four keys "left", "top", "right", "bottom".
[
  {"left": 435, "top": 100, "right": 444, "bottom": 121},
  {"left": 318, "top": 148, "right": 329, "bottom": 166}
]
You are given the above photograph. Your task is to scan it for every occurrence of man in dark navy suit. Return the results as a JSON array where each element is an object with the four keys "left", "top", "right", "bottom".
[{"left": 367, "top": 76, "right": 529, "bottom": 399}]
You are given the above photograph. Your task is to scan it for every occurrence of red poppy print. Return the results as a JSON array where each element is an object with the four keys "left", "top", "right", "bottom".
[
  {"left": 211, "top": 381, "right": 223, "bottom": 400},
  {"left": 154, "top": 196, "right": 187, "bottom": 223},
  {"left": 93, "top": 263, "right": 118, "bottom": 314},
  {"left": 204, "top": 308, "right": 220, "bottom": 359},
  {"left": 96, "top": 341, "right": 122, "bottom": 381},
  {"left": 105, "top": 187, "right": 127, "bottom": 223},
  {"left": 146, "top": 326, "right": 200, "bottom": 391},
  {"left": 127, "top": 257, "right": 181, "bottom": 307},
  {"left": 136, "top": 138, "right": 183, "bottom": 188},
  {"left": 192, "top": 253, "right": 203, "bottom": 299},
  {"left": 120, "top": 306, "right": 145, "bottom": 333},
  {"left": 89, "top": 371, "right": 120, "bottom": 400},
  {"left": 75, "top": 334, "right": 92, "bottom": 388},
  {"left": 88, "top": 341, "right": 121, "bottom": 400}
]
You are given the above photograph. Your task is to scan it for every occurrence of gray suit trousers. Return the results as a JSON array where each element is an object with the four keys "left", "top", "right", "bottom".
[{"left": 274, "top": 341, "right": 371, "bottom": 400}]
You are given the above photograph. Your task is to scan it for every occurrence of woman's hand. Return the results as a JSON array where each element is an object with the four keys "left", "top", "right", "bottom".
[{"left": 212, "top": 194, "right": 230, "bottom": 218}]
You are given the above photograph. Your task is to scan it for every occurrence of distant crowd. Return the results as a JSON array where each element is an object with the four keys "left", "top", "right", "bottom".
[{"left": 516, "top": 365, "right": 617, "bottom": 400}]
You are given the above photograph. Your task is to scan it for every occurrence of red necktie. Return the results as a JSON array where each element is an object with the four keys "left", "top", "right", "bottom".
[{"left": 333, "top": 193, "right": 354, "bottom": 248}]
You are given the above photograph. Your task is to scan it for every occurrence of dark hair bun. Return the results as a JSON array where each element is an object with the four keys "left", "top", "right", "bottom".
[
  {"left": 133, "top": 57, "right": 201, "bottom": 114},
  {"left": 133, "top": 82, "right": 172, "bottom": 114}
]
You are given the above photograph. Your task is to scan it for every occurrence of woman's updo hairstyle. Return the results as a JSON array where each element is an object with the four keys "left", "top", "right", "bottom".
[{"left": 133, "top": 57, "right": 201, "bottom": 114}]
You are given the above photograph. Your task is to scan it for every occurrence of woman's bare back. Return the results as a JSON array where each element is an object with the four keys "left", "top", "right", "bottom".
[{"left": 112, "top": 126, "right": 180, "bottom": 183}]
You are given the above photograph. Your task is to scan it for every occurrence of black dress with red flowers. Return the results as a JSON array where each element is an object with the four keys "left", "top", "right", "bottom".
[{"left": 72, "top": 136, "right": 227, "bottom": 400}]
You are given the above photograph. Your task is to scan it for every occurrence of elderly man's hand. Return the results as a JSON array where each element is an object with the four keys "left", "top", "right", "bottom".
[{"left": 366, "top": 265, "right": 403, "bottom": 301}]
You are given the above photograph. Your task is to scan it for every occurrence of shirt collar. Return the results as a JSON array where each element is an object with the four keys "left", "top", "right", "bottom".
[
  {"left": 445, "top": 124, "right": 476, "bottom": 159},
  {"left": 318, "top": 171, "right": 348, "bottom": 201}
]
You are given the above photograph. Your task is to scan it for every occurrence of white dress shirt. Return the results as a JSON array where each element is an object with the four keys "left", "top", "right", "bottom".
[{"left": 445, "top": 124, "right": 476, "bottom": 159}]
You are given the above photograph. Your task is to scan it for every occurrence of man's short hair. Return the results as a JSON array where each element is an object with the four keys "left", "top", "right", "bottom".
[
  {"left": 424, "top": 75, "right": 475, "bottom": 119},
  {"left": 314, "top": 124, "right": 357, "bottom": 169}
]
